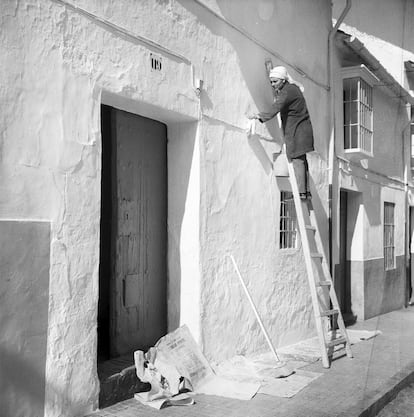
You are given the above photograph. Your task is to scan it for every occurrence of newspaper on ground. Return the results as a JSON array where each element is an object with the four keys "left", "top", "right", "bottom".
[
  {"left": 133, "top": 325, "right": 260, "bottom": 409},
  {"left": 276, "top": 328, "right": 382, "bottom": 362},
  {"left": 214, "top": 354, "right": 322, "bottom": 398},
  {"left": 258, "top": 369, "right": 322, "bottom": 398},
  {"left": 134, "top": 325, "right": 382, "bottom": 408},
  {"left": 133, "top": 392, "right": 194, "bottom": 410}
]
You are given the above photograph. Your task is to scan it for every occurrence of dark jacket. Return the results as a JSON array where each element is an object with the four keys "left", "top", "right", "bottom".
[{"left": 258, "top": 82, "right": 314, "bottom": 159}]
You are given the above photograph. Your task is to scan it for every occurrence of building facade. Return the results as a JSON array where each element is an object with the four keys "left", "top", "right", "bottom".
[
  {"left": 331, "top": 0, "right": 414, "bottom": 322},
  {"left": 0, "top": 1, "right": 332, "bottom": 415},
  {"left": 2, "top": 1, "right": 413, "bottom": 416}
]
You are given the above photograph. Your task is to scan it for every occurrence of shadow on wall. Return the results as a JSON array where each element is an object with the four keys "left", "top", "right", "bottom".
[
  {"left": 0, "top": 346, "right": 58, "bottom": 417},
  {"left": 0, "top": 220, "right": 51, "bottom": 417}
]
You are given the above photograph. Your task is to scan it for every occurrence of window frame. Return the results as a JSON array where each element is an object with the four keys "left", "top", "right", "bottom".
[
  {"left": 410, "top": 105, "right": 414, "bottom": 178},
  {"left": 383, "top": 202, "right": 396, "bottom": 271},
  {"left": 341, "top": 65, "right": 377, "bottom": 157},
  {"left": 279, "top": 191, "right": 298, "bottom": 250}
]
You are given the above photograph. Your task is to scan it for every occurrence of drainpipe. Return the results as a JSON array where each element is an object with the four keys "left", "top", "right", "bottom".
[
  {"left": 327, "top": 0, "right": 352, "bottom": 278},
  {"left": 403, "top": 105, "right": 413, "bottom": 305}
]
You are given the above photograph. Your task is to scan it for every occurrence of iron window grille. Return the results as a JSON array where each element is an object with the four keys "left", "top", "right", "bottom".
[
  {"left": 280, "top": 191, "right": 297, "bottom": 249},
  {"left": 384, "top": 202, "right": 395, "bottom": 271},
  {"left": 342, "top": 65, "right": 377, "bottom": 157},
  {"left": 410, "top": 106, "right": 414, "bottom": 178}
]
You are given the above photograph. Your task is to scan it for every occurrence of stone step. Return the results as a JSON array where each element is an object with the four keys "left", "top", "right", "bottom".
[{"left": 98, "top": 354, "right": 150, "bottom": 409}]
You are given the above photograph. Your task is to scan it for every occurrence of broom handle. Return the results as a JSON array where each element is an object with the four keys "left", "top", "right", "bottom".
[{"left": 229, "top": 255, "right": 281, "bottom": 362}]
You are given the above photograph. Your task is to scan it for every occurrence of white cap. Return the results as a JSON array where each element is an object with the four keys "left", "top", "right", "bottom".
[{"left": 269, "top": 66, "right": 288, "bottom": 80}]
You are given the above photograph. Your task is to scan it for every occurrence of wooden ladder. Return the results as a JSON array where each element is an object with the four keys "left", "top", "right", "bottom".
[{"left": 285, "top": 160, "right": 353, "bottom": 368}]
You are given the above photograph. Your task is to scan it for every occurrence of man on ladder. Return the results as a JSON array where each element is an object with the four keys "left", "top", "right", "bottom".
[
  {"left": 248, "top": 65, "right": 313, "bottom": 200},
  {"left": 248, "top": 65, "right": 353, "bottom": 368}
]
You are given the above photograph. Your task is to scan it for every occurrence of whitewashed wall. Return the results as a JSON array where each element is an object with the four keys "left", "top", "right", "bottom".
[{"left": 0, "top": 0, "right": 331, "bottom": 415}]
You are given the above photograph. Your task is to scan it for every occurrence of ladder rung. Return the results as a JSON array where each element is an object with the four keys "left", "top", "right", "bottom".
[
  {"left": 316, "top": 280, "right": 331, "bottom": 287},
  {"left": 310, "top": 252, "right": 323, "bottom": 259},
  {"left": 326, "top": 336, "right": 347, "bottom": 348},
  {"left": 320, "top": 308, "right": 339, "bottom": 317},
  {"left": 305, "top": 225, "right": 316, "bottom": 232}
]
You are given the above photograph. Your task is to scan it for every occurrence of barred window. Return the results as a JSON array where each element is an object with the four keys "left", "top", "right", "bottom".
[
  {"left": 343, "top": 77, "right": 373, "bottom": 154},
  {"left": 280, "top": 191, "right": 297, "bottom": 249},
  {"left": 384, "top": 202, "right": 395, "bottom": 271},
  {"left": 410, "top": 106, "right": 414, "bottom": 178},
  {"left": 342, "top": 65, "right": 376, "bottom": 156}
]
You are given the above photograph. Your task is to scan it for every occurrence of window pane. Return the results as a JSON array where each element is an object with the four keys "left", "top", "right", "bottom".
[
  {"left": 384, "top": 202, "right": 395, "bottom": 270},
  {"left": 343, "top": 75, "right": 373, "bottom": 153},
  {"left": 360, "top": 127, "right": 365, "bottom": 150},
  {"left": 350, "top": 78, "right": 358, "bottom": 100},
  {"left": 343, "top": 79, "right": 350, "bottom": 101},
  {"left": 362, "top": 105, "right": 367, "bottom": 128},
  {"left": 344, "top": 125, "right": 350, "bottom": 149},
  {"left": 351, "top": 125, "right": 358, "bottom": 148},
  {"left": 344, "top": 102, "right": 350, "bottom": 124},
  {"left": 350, "top": 102, "right": 358, "bottom": 124}
]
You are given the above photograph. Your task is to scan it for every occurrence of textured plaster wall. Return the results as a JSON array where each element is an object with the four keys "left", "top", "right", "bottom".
[
  {"left": 192, "top": 0, "right": 331, "bottom": 361},
  {"left": 1, "top": 1, "right": 199, "bottom": 414},
  {"left": 1, "top": 0, "right": 331, "bottom": 414}
]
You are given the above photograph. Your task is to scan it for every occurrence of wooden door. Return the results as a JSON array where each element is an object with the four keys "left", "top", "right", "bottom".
[
  {"left": 338, "top": 190, "right": 354, "bottom": 324},
  {"left": 336, "top": 190, "right": 346, "bottom": 311},
  {"left": 110, "top": 108, "right": 167, "bottom": 356}
]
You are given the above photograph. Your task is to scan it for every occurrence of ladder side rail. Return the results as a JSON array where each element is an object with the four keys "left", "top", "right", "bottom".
[
  {"left": 309, "top": 209, "right": 336, "bottom": 315},
  {"left": 308, "top": 200, "right": 353, "bottom": 358},
  {"left": 286, "top": 161, "right": 330, "bottom": 368}
]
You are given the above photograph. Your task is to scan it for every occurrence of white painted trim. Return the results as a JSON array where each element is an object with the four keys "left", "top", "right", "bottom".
[{"left": 341, "top": 64, "right": 379, "bottom": 86}]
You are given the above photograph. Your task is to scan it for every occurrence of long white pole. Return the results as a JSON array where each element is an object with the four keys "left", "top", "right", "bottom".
[{"left": 229, "top": 255, "right": 281, "bottom": 363}]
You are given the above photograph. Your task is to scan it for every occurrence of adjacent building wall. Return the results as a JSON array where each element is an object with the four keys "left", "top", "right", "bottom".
[
  {"left": 1, "top": 0, "right": 331, "bottom": 415},
  {"left": 331, "top": 0, "right": 412, "bottom": 319},
  {"left": 333, "top": 0, "right": 414, "bottom": 85}
]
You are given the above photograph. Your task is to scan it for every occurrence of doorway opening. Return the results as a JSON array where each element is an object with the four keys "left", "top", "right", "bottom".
[
  {"left": 98, "top": 104, "right": 168, "bottom": 407},
  {"left": 337, "top": 189, "right": 359, "bottom": 325},
  {"left": 408, "top": 207, "right": 414, "bottom": 305}
]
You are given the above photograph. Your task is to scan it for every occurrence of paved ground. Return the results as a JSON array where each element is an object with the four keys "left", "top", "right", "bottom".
[
  {"left": 86, "top": 306, "right": 414, "bottom": 417},
  {"left": 376, "top": 383, "right": 414, "bottom": 417}
]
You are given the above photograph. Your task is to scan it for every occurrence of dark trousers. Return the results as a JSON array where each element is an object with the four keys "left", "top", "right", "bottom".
[{"left": 291, "top": 154, "right": 309, "bottom": 194}]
